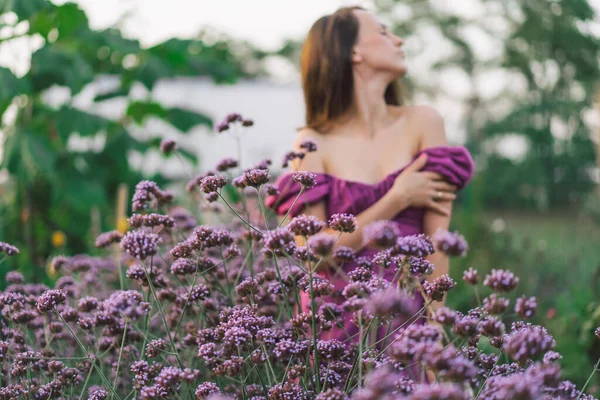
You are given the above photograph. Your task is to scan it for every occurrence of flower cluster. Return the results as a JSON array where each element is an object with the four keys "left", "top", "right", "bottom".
[{"left": 0, "top": 114, "right": 596, "bottom": 400}]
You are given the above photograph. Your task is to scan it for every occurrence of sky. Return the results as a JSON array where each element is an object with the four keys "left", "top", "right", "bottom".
[
  {"left": 62, "top": 0, "right": 371, "bottom": 50},
  {"left": 64, "top": 0, "right": 600, "bottom": 52}
]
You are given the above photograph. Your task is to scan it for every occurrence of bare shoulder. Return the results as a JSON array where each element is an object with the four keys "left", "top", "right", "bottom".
[
  {"left": 290, "top": 127, "right": 327, "bottom": 173},
  {"left": 403, "top": 105, "right": 448, "bottom": 148}
]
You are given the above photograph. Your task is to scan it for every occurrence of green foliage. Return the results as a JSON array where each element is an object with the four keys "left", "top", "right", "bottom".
[
  {"left": 0, "top": 0, "right": 258, "bottom": 283},
  {"left": 372, "top": 0, "right": 600, "bottom": 211}
]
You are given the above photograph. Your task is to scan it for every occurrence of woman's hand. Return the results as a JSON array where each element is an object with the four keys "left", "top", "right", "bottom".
[{"left": 388, "top": 153, "right": 457, "bottom": 216}]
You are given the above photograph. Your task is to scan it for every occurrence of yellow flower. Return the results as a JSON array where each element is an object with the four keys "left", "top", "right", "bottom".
[
  {"left": 117, "top": 216, "right": 129, "bottom": 234},
  {"left": 51, "top": 231, "right": 66, "bottom": 248},
  {"left": 46, "top": 261, "right": 58, "bottom": 279}
]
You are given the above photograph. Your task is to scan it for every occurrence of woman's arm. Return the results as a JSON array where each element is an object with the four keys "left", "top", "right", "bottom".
[
  {"left": 283, "top": 129, "right": 414, "bottom": 270},
  {"left": 417, "top": 106, "right": 454, "bottom": 309}
]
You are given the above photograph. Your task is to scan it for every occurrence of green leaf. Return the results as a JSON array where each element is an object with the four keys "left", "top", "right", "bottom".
[
  {"left": 9, "top": 0, "right": 52, "bottom": 21},
  {"left": 54, "top": 106, "right": 111, "bottom": 139},
  {"left": 93, "top": 86, "right": 130, "bottom": 102},
  {"left": 29, "top": 45, "right": 94, "bottom": 94},
  {"left": 166, "top": 108, "right": 213, "bottom": 132},
  {"left": 126, "top": 101, "right": 167, "bottom": 124},
  {"left": 131, "top": 56, "right": 173, "bottom": 91},
  {"left": 21, "top": 130, "right": 56, "bottom": 179},
  {"left": 0, "top": 67, "right": 29, "bottom": 117}
]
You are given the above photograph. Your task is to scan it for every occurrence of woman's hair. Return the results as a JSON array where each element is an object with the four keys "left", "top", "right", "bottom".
[{"left": 300, "top": 6, "right": 405, "bottom": 132}]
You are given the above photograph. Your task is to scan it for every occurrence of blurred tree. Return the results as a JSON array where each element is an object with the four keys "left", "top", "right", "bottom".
[
  {"left": 372, "top": 0, "right": 600, "bottom": 211},
  {"left": 0, "top": 0, "right": 261, "bottom": 281}
]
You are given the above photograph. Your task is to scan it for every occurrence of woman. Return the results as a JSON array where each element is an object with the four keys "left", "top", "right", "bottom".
[{"left": 265, "top": 7, "right": 475, "bottom": 345}]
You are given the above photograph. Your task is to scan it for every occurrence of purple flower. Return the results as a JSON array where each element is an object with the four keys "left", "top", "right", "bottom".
[
  {"left": 363, "top": 220, "right": 401, "bottom": 249},
  {"left": 292, "top": 171, "right": 317, "bottom": 188},
  {"left": 422, "top": 275, "right": 456, "bottom": 302},
  {"left": 504, "top": 324, "right": 555, "bottom": 364},
  {"left": 0, "top": 241, "right": 19, "bottom": 256},
  {"left": 36, "top": 290, "right": 67, "bottom": 313},
  {"left": 262, "top": 228, "right": 296, "bottom": 257},
  {"left": 479, "top": 373, "right": 544, "bottom": 400},
  {"left": 463, "top": 267, "right": 478, "bottom": 285},
  {"left": 483, "top": 294, "right": 510, "bottom": 315},
  {"left": 390, "top": 324, "right": 442, "bottom": 364},
  {"left": 515, "top": 296, "right": 537, "bottom": 319},
  {"left": 332, "top": 246, "right": 355, "bottom": 264},
  {"left": 120, "top": 230, "right": 162, "bottom": 259},
  {"left": 478, "top": 316, "right": 505, "bottom": 337},
  {"left": 308, "top": 233, "right": 337, "bottom": 257},
  {"left": 170, "top": 259, "right": 196, "bottom": 276},
  {"left": 215, "top": 158, "right": 238, "bottom": 172},
  {"left": 452, "top": 315, "right": 479, "bottom": 337},
  {"left": 365, "top": 288, "right": 415, "bottom": 318},
  {"left": 409, "top": 383, "right": 468, "bottom": 399},
  {"left": 201, "top": 175, "right": 228, "bottom": 194},
  {"left": 102, "top": 290, "right": 151, "bottom": 321},
  {"left": 432, "top": 228, "right": 468, "bottom": 257},
  {"left": 390, "top": 233, "right": 434, "bottom": 257},
  {"left": 595, "top": 327, "right": 600, "bottom": 340},
  {"left": 88, "top": 387, "right": 109, "bottom": 400},
  {"left": 241, "top": 169, "right": 270, "bottom": 188},
  {"left": 282, "top": 151, "right": 305, "bottom": 168},
  {"left": 195, "top": 382, "right": 220, "bottom": 399},
  {"left": 129, "top": 213, "right": 175, "bottom": 228},
  {"left": 407, "top": 256, "right": 434, "bottom": 277},
  {"left": 300, "top": 139, "right": 318, "bottom": 152},
  {"left": 432, "top": 307, "right": 459, "bottom": 326},
  {"left": 288, "top": 215, "right": 325, "bottom": 236},
  {"left": 6, "top": 271, "right": 24, "bottom": 284},
  {"left": 132, "top": 180, "right": 172, "bottom": 211},
  {"left": 329, "top": 213, "right": 357, "bottom": 233},
  {"left": 483, "top": 269, "right": 519, "bottom": 292},
  {"left": 543, "top": 351, "right": 562, "bottom": 364},
  {"left": 424, "top": 345, "right": 477, "bottom": 381},
  {"left": 95, "top": 231, "right": 123, "bottom": 248},
  {"left": 159, "top": 138, "right": 177, "bottom": 154}
]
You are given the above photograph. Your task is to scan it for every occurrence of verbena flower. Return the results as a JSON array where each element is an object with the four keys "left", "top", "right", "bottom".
[
  {"left": 159, "top": 138, "right": 177, "bottom": 154},
  {"left": 463, "top": 267, "right": 478, "bottom": 285},
  {"left": 329, "top": 213, "right": 357, "bottom": 233},
  {"left": 0, "top": 241, "right": 19, "bottom": 256},
  {"left": 363, "top": 220, "right": 401, "bottom": 249},
  {"left": 95, "top": 231, "right": 123, "bottom": 248},
  {"left": 422, "top": 275, "right": 456, "bottom": 302},
  {"left": 308, "top": 233, "right": 337, "bottom": 257},
  {"left": 299, "top": 139, "right": 318, "bottom": 152},
  {"left": 483, "top": 269, "right": 519, "bottom": 292},
  {"left": 120, "top": 230, "right": 162, "bottom": 259},
  {"left": 504, "top": 324, "right": 556, "bottom": 364},
  {"left": 288, "top": 215, "right": 325, "bottom": 236},
  {"left": 390, "top": 233, "right": 434, "bottom": 257},
  {"left": 292, "top": 171, "right": 317, "bottom": 188},
  {"left": 36, "top": 290, "right": 67, "bottom": 313},
  {"left": 432, "top": 228, "right": 468, "bottom": 257},
  {"left": 515, "top": 296, "right": 537, "bottom": 319},
  {"left": 241, "top": 169, "right": 270, "bottom": 188},
  {"left": 483, "top": 294, "right": 510, "bottom": 315}
]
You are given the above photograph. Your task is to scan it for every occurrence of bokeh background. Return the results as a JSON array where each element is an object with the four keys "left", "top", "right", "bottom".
[{"left": 1, "top": 0, "right": 600, "bottom": 389}]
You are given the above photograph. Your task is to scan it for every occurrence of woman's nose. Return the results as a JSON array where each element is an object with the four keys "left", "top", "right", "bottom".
[{"left": 391, "top": 34, "right": 403, "bottom": 47}]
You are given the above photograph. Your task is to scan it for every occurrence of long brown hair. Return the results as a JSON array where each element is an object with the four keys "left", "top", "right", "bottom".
[{"left": 300, "top": 6, "right": 405, "bottom": 132}]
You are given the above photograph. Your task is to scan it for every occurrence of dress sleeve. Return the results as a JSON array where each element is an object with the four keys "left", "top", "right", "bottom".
[
  {"left": 264, "top": 172, "right": 331, "bottom": 218},
  {"left": 416, "top": 145, "right": 475, "bottom": 190}
]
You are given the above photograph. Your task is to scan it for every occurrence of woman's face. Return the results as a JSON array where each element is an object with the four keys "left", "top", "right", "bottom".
[{"left": 352, "top": 10, "right": 406, "bottom": 78}]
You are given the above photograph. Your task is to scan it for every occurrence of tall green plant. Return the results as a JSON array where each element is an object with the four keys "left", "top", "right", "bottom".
[
  {"left": 0, "top": 1, "right": 254, "bottom": 281},
  {"left": 373, "top": 0, "right": 600, "bottom": 210}
]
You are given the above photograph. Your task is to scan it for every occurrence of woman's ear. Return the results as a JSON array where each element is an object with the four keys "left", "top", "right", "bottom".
[{"left": 352, "top": 48, "right": 362, "bottom": 63}]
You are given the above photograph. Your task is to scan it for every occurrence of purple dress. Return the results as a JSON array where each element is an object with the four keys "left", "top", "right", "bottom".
[{"left": 264, "top": 145, "right": 475, "bottom": 346}]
